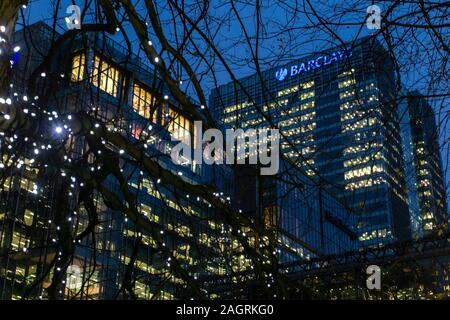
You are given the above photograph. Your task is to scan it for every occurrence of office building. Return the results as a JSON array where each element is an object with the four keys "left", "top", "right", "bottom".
[
  {"left": 398, "top": 91, "right": 448, "bottom": 238},
  {"left": 1, "top": 22, "right": 235, "bottom": 300},
  {"left": 210, "top": 37, "right": 411, "bottom": 248}
]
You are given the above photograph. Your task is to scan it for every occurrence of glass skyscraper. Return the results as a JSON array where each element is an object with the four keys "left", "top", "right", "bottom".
[
  {"left": 398, "top": 91, "right": 448, "bottom": 239},
  {"left": 210, "top": 37, "right": 412, "bottom": 249}
]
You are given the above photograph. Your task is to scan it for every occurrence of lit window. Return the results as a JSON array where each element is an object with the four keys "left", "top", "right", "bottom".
[
  {"left": 92, "top": 55, "right": 120, "bottom": 97},
  {"left": 342, "top": 117, "right": 377, "bottom": 132},
  {"left": 300, "top": 101, "right": 315, "bottom": 111},
  {"left": 66, "top": 265, "right": 83, "bottom": 291},
  {"left": 423, "top": 222, "right": 435, "bottom": 230},
  {"left": 132, "top": 83, "right": 156, "bottom": 120},
  {"left": 339, "top": 78, "right": 356, "bottom": 89},
  {"left": 71, "top": 52, "right": 85, "bottom": 82},
  {"left": 11, "top": 231, "right": 27, "bottom": 250},
  {"left": 359, "top": 228, "right": 389, "bottom": 241},
  {"left": 277, "top": 85, "right": 299, "bottom": 97},
  {"left": 344, "top": 165, "right": 383, "bottom": 180},
  {"left": 223, "top": 114, "right": 238, "bottom": 123},
  {"left": 262, "top": 99, "right": 288, "bottom": 111},
  {"left": 24, "top": 210, "right": 34, "bottom": 226},
  {"left": 300, "top": 91, "right": 314, "bottom": 100},
  {"left": 344, "top": 152, "right": 381, "bottom": 167},
  {"left": 223, "top": 101, "right": 252, "bottom": 114},
  {"left": 301, "top": 111, "right": 316, "bottom": 122},
  {"left": 164, "top": 107, "right": 195, "bottom": 146},
  {"left": 423, "top": 212, "right": 434, "bottom": 220},
  {"left": 340, "top": 90, "right": 355, "bottom": 99},
  {"left": 131, "top": 124, "right": 143, "bottom": 139},
  {"left": 263, "top": 206, "right": 276, "bottom": 228},
  {"left": 301, "top": 81, "right": 314, "bottom": 89}
]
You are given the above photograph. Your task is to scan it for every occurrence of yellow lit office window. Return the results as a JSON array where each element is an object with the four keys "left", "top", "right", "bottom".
[
  {"left": 164, "top": 107, "right": 194, "bottom": 145},
  {"left": 174, "top": 224, "right": 192, "bottom": 238},
  {"left": 11, "top": 231, "right": 28, "bottom": 250},
  {"left": 24, "top": 210, "right": 34, "bottom": 226},
  {"left": 223, "top": 101, "right": 252, "bottom": 114},
  {"left": 423, "top": 212, "right": 434, "bottom": 220},
  {"left": 300, "top": 123, "right": 316, "bottom": 133},
  {"left": 135, "top": 280, "right": 153, "bottom": 299},
  {"left": 263, "top": 206, "right": 276, "bottom": 228},
  {"left": 359, "top": 228, "right": 389, "bottom": 241},
  {"left": 301, "top": 111, "right": 316, "bottom": 122},
  {"left": 232, "top": 254, "right": 251, "bottom": 272},
  {"left": 262, "top": 99, "right": 288, "bottom": 111},
  {"left": 345, "top": 177, "right": 384, "bottom": 190},
  {"left": 340, "top": 90, "right": 355, "bottom": 99},
  {"left": 300, "top": 101, "right": 315, "bottom": 111},
  {"left": 199, "top": 233, "right": 213, "bottom": 248},
  {"left": 419, "top": 179, "right": 430, "bottom": 187},
  {"left": 422, "top": 190, "right": 431, "bottom": 197},
  {"left": 301, "top": 81, "right": 314, "bottom": 89},
  {"left": 340, "top": 69, "right": 355, "bottom": 77},
  {"left": 339, "top": 78, "right": 356, "bottom": 89},
  {"left": 15, "top": 266, "right": 26, "bottom": 282},
  {"left": 26, "top": 265, "right": 37, "bottom": 284},
  {"left": 133, "top": 83, "right": 156, "bottom": 120},
  {"left": 416, "top": 147, "right": 425, "bottom": 155},
  {"left": 159, "top": 291, "right": 174, "bottom": 300},
  {"left": 140, "top": 203, "right": 160, "bottom": 223},
  {"left": 71, "top": 52, "right": 85, "bottom": 82},
  {"left": 344, "top": 152, "right": 381, "bottom": 167},
  {"left": 342, "top": 117, "right": 377, "bottom": 132},
  {"left": 300, "top": 91, "right": 315, "bottom": 100},
  {"left": 223, "top": 114, "right": 238, "bottom": 123},
  {"left": 423, "top": 222, "right": 435, "bottom": 230},
  {"left": 92, "top": 55, "right": 120, "bottom": 97},
  {"left": 277, "top": 85, "right": 299, "bottom": 97},
  {"left": 301, "top": 146, "right": 315, "bottom": 155},
  {"left": 344, "top": 165, "right": 383, "bottom": 180},
  {"left": 66, "top": 265, "right": 83, "bottom": 292}
]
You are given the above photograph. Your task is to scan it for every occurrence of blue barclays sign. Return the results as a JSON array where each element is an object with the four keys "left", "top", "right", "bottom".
[{"left": 275, "top": 48, "right": 352, "bottom": 81}]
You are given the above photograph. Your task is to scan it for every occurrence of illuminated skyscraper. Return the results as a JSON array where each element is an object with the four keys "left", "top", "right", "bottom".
[
  {"left": 210, "top": 37, "right": 411, "bottom": 248},
  {"left": 398, "top": 91, "right": 448, "bottom": 238}
]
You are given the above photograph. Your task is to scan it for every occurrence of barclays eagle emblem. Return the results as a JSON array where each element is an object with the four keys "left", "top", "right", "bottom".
[{"left": 275, "top": 68, "right": 288, "bottom": 81}]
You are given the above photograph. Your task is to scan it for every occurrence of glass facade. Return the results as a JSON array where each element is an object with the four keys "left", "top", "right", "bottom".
[
  {"left": 398, "top": 91, "right": 448, "bottom": 238},
  {"left": 276, "top": 161, "right": 358, "bottom": 264},
  {"left": 209, "top": 37, "right": 411, "bottom": 249}
]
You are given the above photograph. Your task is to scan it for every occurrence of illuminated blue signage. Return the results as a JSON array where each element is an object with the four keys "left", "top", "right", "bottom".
[
  {"left": 275, "top": 68, "right": 288, "bottom": 81},
  {"left": 275, "top": 48, "right": 352, "bottom": 81}
]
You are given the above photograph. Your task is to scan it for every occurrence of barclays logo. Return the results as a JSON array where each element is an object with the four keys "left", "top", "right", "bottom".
[
  {"left": 275, "top": 48, "right": 352, "bottom": 81},
  {"left": 275, "top": 68, "right": 288, "bottom": 81}
]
